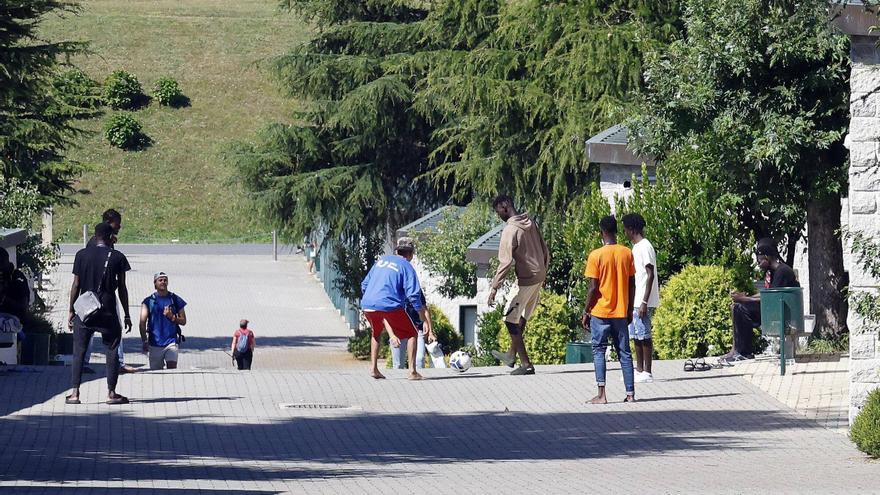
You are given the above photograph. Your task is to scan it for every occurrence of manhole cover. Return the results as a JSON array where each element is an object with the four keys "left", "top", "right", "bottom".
[{"left": 279, "top": 403, "right": 350, "bottom": 410}]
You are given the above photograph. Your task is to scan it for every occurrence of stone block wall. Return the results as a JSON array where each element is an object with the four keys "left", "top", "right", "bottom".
[{"left": 845, "top": 36, "right": 880, "bottom": 424}]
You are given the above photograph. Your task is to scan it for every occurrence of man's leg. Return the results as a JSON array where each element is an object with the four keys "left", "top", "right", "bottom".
[
  {"left": 516, "top": 317, "right": 531, "bottom": 366},
  {"left": 242, "top": 350, "right": 252, "bottom": 370},
  {"left": 589, "top": 317, "right": 610, "bottom": 404},
  {"left": 364, "top": 312, "right": 385, "bottom": 379},
  {"left": 390, "top": 338, "right": 407, "bottom": 369},
  {"left": 235, "top": 352, "right": 245, "bottom": 370},
  {"left": 148, "top": 346, "right": 164, "bottom": 370},
  {"left": 104, "top": 332, "right": 123, "bottom": 401},
  {"left": 612, "top": 319, "right": 635, "bottom": 401},
  {"left": 68, "top": 320, "right": 94, "bottom": 400},
  {"left": 415, "top": 330, "right": 426, "bottom": 369},
  {"left": 643, "top": 309, "right": 654, "bottom": 375},
  {"left": 507, "top": 319, "right": 533, "bottom": 375},
  {"left": 732, "top": 302, "right": 759, "bottom": 357},
  {"left": 406, "top": 336, "right": 422, "bottom": 380},
  {"left": 165, "top": 344, "right": 178, "bottom": 369},
  {"left": 629, "top": 312, "right": 644, "bottom": 373},
  {"left": 369, "top": 333, "right": 384, "bottom": 378}
]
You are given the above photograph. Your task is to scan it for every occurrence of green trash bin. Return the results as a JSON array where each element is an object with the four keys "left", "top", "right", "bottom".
[
  {"left": 565, "top": 341, "right": 593, "bottom": 364},
  {"left": 759, "top": 287, "right": 804, "bottom": 375}
]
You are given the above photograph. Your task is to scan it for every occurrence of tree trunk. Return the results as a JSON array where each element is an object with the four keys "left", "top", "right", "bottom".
[{"left": 807, "top": 195, "right": 849, "bottom": 339}]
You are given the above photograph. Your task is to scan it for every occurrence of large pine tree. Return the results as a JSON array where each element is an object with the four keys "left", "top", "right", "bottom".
[
  {"left": 0, "top": 0, "right": 90, "bottom": 203},
  {"left": 417, "top": 0, "right": 683, "bottom": 211},
  {"left": 227, "top": 0, "right": 501, "bottom": 296}
]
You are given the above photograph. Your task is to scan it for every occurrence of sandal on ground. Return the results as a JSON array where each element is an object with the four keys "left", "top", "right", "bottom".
[
  {"left": 106, "top": 394, "right": 129, "bottom": 405},
  {"left": 65, "top": 395, "right": 81, "bottom": 405},
  {"left": 693, "top": 358, "right": 712, "bottom": 372},
  {"left": 683, "top": 359, "right": 695, "bottom": 372}
]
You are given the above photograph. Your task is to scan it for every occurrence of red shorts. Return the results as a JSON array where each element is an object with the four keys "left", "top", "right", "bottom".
[{"left": 363, "top": 309, "right": 418, "bottom": 340}]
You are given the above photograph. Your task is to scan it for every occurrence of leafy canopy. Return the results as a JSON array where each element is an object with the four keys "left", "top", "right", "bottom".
[{"left": 628, "top": 0, "right": 850, "bottom": 245}]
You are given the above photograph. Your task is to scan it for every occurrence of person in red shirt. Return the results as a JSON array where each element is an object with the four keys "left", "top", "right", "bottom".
[{"left": 231, "top": 319, "right": 255, "bottom": 370}]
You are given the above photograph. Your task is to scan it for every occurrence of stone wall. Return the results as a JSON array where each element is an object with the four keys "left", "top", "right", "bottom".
[{"left": 844, "top": 35, "right": 880, "bottom": 424}]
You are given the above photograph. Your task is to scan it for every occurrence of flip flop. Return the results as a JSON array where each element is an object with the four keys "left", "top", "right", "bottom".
[
  {"left": 106, "top": 394, "right": 129, "bottom": 405},
  {"left": 694, "top": 358, "right": 712, "bottom": 371},
  {"left": 65, "top": 395, "right": 81, "bottom": 405},
  {"left": 683, "top": 359, "right": 695, "bottom": 372}
]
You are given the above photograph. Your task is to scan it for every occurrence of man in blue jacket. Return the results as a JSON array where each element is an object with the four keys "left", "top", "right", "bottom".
[{"left": 361, "top": 237, "right": 431, "bottom": 380}]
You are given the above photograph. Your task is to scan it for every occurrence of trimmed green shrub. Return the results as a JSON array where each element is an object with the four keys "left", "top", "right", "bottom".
[
  {"left": 851, "top": 388, "right": 880, "bottom": 458},
  {"left": 470, "top": 304, "right": 505, "bottom": 366},
  {"left": 104, "top": 113, "right": 147, "bottom": 150},
  {"left": 103, "top": 70, "right": 144, "bottom": 109},
  {"left": 498, "top": 291, "right": 576, "bottom": 365},
  {"left": 347, "top": 327, "right": 371, "bottom": 360},
  {"left": 653, "top": 265, "right": 744, "bottom": 359},
  {"left": 152, "top": 76, "right": 185, "bottom": 107},
  {"left": 429, "top": 304, "right": 462, "bottom": 353}
]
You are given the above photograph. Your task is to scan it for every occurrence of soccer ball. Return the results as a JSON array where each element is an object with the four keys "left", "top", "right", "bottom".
[{"left": 449, "top": 350, "right": 472, "bottom": 372}]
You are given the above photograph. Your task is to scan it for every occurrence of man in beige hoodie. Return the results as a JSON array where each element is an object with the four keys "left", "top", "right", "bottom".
[{"left": 487, "top": 195, "right": 550, "bottom": 375}]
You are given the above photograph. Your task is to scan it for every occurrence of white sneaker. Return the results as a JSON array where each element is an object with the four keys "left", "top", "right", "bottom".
[{"left": 634, "top": 371, "right": 653, "bottom": 383}]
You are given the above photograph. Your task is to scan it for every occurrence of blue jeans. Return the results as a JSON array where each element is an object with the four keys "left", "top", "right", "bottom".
[
  {"left": 390, "top": 331, "right": 428, "bottom": 369},
  {"left": 591, "top": 316, "right": 635, "bottom": 394}
]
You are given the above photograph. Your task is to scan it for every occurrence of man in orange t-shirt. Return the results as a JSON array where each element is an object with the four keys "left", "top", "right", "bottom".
[{"left": 581, "top": 216, "right": 636, "bottom": 404}]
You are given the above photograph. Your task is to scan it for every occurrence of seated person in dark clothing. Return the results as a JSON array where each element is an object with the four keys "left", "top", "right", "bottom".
[
  {"left": 0, "top": 248, "right": 30, "bottom": 320},
  {"left": 720, "top": 238, "right": 799, "bottom": 363}
]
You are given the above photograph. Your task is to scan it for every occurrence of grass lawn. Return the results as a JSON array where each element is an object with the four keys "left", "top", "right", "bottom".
[{"left": 41, "top": 0, "right": 309, "bottom": 243}]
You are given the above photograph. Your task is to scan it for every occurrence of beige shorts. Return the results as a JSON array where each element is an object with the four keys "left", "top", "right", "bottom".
[
  {"left": 149, "top": 343, "right": 179, "bottom": 370},
  {"left": 504, "top": 283, "right": 542, "bottom": 324}
]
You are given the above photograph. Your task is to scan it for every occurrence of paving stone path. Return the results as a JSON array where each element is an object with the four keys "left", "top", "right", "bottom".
[{"left": 0, "top": 245, "right": 875, "bottom": 494}]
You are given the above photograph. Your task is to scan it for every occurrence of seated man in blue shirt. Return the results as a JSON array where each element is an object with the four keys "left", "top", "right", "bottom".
[{"left": 361, "top": 237, "right": 432, "bottom": 380}]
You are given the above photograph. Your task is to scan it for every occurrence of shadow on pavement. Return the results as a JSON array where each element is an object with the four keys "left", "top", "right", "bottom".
[
  {"left": 0, "top": 405, "right": 825, "bottom": 487},
  {"left": 132, "top": 396, "right": 241, "bottom": 404},
  {"left": 4, "top": 487, "right": 282, "bottom": 494}
]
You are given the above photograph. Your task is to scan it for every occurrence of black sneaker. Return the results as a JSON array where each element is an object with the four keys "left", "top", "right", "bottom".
[{"left": 510, "top": 365, "right": 535, "bottom": 375}]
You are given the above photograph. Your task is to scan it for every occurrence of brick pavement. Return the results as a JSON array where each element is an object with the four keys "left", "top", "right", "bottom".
[
  {"left": 1, "top": 246, "right": 873, "bottom": 493},
  {"left": 0, "top": 361, "right": 877, "bottom": 494},
  {"left": 46, "top": 248, "right": 360, "bottom": 371},
  {"left": 723, "top": 354, "right": 850, "bottom": 434}
]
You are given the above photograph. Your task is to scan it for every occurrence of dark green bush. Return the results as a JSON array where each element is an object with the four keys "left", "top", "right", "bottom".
[
  {"left": 103, "top": 70, "right": 144, "bottom": 109},
  {"left": 52, "top": 68, "right": 103, "bottom": 110},
  {"left": 429, "top": 304, "right": 462, "bottom": 354},
  {"left": 104, "top": 113, "right": 147, "bottom": 150},
  {"left": 470, "top": 304, "right": 505, "bottom": 366},
  {"left": 347, "top": 327, "right": 371, "bottom": 360},
  {"left": 653, "top": 265, "right": 749, "bottom": 359},
  {"left": 152, "top": 76, "right": 185, "bottom": 107},
  {"left": 498, "top": 291, "right": 576, "bottom": 365},
  {"left": 851, "top": 388, "right": 880, "bottom": 458}
]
